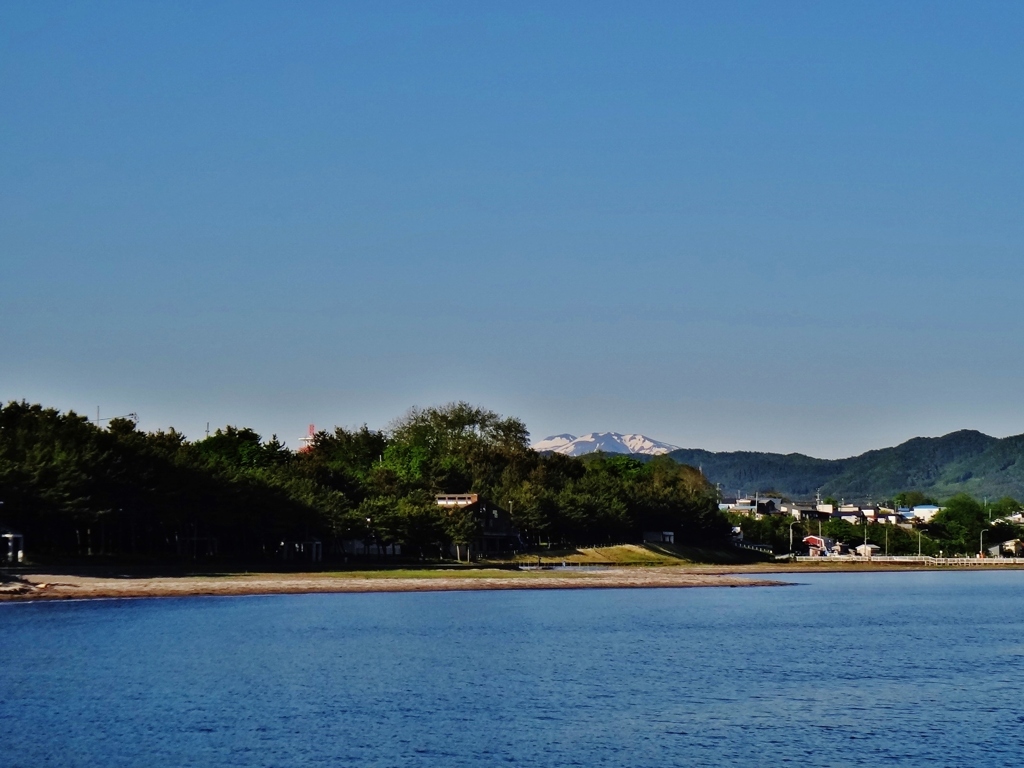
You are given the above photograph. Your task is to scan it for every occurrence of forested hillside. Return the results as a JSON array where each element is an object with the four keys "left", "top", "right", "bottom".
[
  {"left": 0, "top": 401, "right": 725, "bottom": 562},
  {"left": 669, "top": 429, "right": 1024, "bottom": 500}
]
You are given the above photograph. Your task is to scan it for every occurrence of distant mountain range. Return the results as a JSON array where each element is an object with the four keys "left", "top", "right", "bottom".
[
  {"left": 668, "top": 430, "right": 1024, "bottom": 501},
  {"left": 534, "top": 429, "right": 1024, "bottom": 500},
  {"left": 531, "top": 432, "right": 680, "bottom": 457}
]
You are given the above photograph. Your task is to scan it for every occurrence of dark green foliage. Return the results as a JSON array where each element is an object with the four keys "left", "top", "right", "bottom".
[
  {"left": 0, "top": 402, "right": 337, "bottom": 560},
  {"left": 195, "top": 426, "right": 290, "bottom": 470},
  {"left": 299, "top": 425, "right": 388, "bottom": 502},
  {"left": 928, "top": 494, "right": 988, "bottom": 555},
  {"left": 894, "top": 491, "right": 936, "bottom": 508},
  {"left": 988, "top": 496, "right": 1021, "bottom": 517},
  {"left": 0, "top": 400, "right": 726, "bottom": 562}
]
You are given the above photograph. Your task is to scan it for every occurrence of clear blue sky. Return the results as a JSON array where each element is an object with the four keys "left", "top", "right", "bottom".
[{"left": 3, "top": 1, "right": 1023, "bottom": 458}]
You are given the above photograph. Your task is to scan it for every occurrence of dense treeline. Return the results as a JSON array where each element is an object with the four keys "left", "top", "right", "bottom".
[{"left": 0, "top": 401, "right": 726, "bottom": 562}]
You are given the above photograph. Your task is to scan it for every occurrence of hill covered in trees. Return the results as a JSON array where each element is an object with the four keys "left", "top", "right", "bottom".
[
  {"left": 0, "top": 401, "right": 725, "bottom": 562},
  {"left": 668, "top": 429, "right": 1024, "bottom": 501}
]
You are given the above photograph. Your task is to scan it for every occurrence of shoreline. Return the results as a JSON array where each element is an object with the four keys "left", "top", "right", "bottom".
[
  {"left": 0, "top": 568, "right": 789, "bottom": 602},
  {"left": 4, "top": 560, "right": 1022, "bottom": 603}
]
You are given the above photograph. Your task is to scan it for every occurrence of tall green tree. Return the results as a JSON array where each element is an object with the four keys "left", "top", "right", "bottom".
[{"left": 930, "top": 494, "right": 987, "bottom": 554}]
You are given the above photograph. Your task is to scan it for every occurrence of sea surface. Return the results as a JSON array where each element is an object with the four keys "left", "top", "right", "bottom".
[{"left": 2, "top": 571, "right": 1023, "bottom": 767}]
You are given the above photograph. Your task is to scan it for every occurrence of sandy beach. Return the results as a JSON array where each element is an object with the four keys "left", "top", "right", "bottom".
[
  {"left": 0, "top": 567, "right": 790, "bottom": 602},
  {"left": 6, "top": 559, "right": 1021, "bottom": 603}
]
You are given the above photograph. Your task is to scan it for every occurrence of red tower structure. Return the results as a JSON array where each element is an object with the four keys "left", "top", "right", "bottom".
[{"left": 298, "top": 424, "right": 316, "bottom": 452}]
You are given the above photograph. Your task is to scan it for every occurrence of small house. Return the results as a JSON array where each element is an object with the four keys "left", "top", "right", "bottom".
[
  {"left": 722, "top": 497, "right": 781, "bottom": 518},
  {"left": 781, "top": 504, "right": 829, "bottom": 521},
  {"left": 987, "top": 539, "right": 1024, "bottom": 558},
  {"left": 854, "top": 543, "right": 881, "bottom": 558},
  {"left": 723, "top": 498, "right": 757, "bottom": 514},
  {"left": 837, "top": 505, "right": 864, "bottom": 524},
  {"left": 436, "top": 494, "right": 520, "bottom": 557},
  {"left": 803, "top": 535, "right": 839, "bottom": 557}
]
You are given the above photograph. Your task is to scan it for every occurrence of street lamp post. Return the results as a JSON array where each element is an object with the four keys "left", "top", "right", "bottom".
[{"left": 980, "top": 528, "right": 988, "bottom": 558}]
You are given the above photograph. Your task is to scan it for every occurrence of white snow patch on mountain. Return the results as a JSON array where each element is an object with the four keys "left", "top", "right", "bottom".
[
  {"left": 531, "top": 432, "right": 680, "bottom": 456},
  {"left": 530, "top": 434, "right": 578, "bottom": 453}
]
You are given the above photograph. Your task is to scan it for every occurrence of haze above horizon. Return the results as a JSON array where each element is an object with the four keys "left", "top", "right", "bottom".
[{"left": 4, "top": 2, "right": 1023, "bottom": 460}]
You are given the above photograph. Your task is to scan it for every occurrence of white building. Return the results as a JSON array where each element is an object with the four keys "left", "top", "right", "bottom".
[{"left": 911, "top": 504, "right": 942, "bottom": 523}]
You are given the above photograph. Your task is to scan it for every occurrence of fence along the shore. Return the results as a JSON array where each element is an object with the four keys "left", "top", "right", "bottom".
[{"left": 794, "top": 555, "right": 1024, "bottom": 565}]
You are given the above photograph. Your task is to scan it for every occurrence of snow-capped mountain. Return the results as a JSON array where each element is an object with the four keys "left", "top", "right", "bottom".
[
  {"left": 530, "top": 434, "right": 578, "bottom": 453},
  {"left": 531, "top": 432, "right": 680, "bottom": 457}
]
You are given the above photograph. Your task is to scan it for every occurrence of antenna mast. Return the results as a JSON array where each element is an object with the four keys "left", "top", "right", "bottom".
[{"left": 299, "top": 424, "right": 316, "bottom": 452}]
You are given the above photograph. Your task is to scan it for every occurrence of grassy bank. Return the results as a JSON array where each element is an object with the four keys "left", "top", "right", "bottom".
[{"left": 487, "top": 543, "right": 769, "bottom": 566}]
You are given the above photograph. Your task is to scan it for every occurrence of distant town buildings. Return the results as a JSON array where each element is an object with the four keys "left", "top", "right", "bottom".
[
  {"left": 987, "top": 539, "right": 1024, "bottom": 557},
  {"left": 721, "top": 496, "right": 945, "bottom": 527},
  {"left": 719, "top": 497, "right": 781, "bottom": 517}
]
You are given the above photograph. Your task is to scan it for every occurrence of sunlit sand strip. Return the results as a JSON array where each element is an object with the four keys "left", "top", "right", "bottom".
[{"left": 0, "top": 568, "right": 789, "bottom": 602}]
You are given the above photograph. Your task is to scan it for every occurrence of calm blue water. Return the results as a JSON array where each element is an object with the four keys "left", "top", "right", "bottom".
[{"left": 2, "top": 571, "right": 1023, "bottom": 767}]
